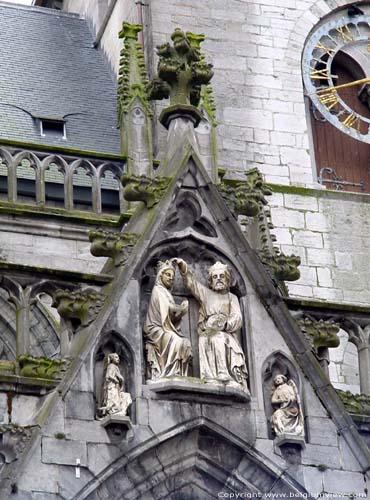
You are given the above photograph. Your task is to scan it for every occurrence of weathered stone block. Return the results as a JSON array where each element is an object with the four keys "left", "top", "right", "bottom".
[
  {"left": 18, "top": 460, "right": 59, "bottom": 494},
  {"left": 65, "top": 390, "right": 95, "bottom": 421},
  {"left": 57, "top": 466, "right": 95, "bottom": 500},
  {"left": 305, "top": 212, "right": 329, "bottom": 232},
  {"left": 202, "top": 402, "right": 255, "bottom": 443},
  {"left": 42, "top": 436, "right": 87, "bottom": 466},
  {"left": 87, "top": 443, "right": 121, "bottom": 476},
  {"left": 316, "top": 267, "right": 332, "bottom": 287},
  {"left": 11, "top": 395, "right": 40, "bottom": 425},
  {"left": 148, "top": 398, "right": 201, "bottom": 435},
  {"left": 293, "top": 230, "right": 323, "bottom": 249},
  {"left": 307, "top": 248, "right": 334, "bottom": 266},
  {"left": 65, "top": 418, "right": 111, "bottom": 443},
  {"left": 271, "top": 207, "right": 305, "bottom": 229},
  {"left": 323, "top": 469, "right": 366, "bottom": 495},
  {"left": 303, "top": 466, "right": 324, "bottom": 496},
  {"left": 306, "top": 417, "right": 338, "bottom": 447},
  {"left": 0, "top": 393, "right": 9, "bottom": 424},
  {"left": 302, "top": 443, "right": 341, "bottom": 469}
]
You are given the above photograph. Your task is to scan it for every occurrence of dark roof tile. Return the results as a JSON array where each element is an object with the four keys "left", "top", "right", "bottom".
[{"left": 0, "top": 3, "right": 120, "bottom": 154}]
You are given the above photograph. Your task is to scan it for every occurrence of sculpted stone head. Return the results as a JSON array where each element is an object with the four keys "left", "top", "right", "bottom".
[
  {"left": 207, "top": 261, "right": 231, "bottom": 293},
  {"left": 156, "top": 260, "right": 176, "bottom": 290},
  {"left": 274, "top": 374, "right": 287, "bottom": 386},
  {"left": 108, "top": 353, "right": 120, "bottom": 365}
]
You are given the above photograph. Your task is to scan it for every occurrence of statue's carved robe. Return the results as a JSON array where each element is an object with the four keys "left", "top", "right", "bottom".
[
  {"left": 101, "top": 362, "right": 132, "bottom": 416},
  {"left": 182, "top": 270, "right": 248, "bottom": 389},
  {"left": 144, "top": 282, "right": 192, "bottom": 379},
  {"left": 271, "top": 381, "right": 304, "bottom": 436}
]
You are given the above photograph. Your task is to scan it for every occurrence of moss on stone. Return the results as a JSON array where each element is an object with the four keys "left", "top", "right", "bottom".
[
  {"left": 0, "top": 138, "right": 126, "bottom": 161},
  {"left": 0, "top": 261, "right": 112, "bottom": 284},
  {"left": 285, "top": 296, "right": 370, "bottom": 314},
  {"left": 0, "top": 201, "right": 129, "bottom": 226}
]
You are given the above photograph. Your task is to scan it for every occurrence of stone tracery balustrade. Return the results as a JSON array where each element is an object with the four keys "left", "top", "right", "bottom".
[{"left": 0, "top": 143, "right": 126, "bottom": 214}]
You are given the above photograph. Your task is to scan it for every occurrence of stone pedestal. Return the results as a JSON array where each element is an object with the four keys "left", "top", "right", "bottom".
[
  {"left": 148, "top": 378, "right": 250, "bottom": 403},
  {"left": 274, "top": 433, "right": 306, "bottom": 450},
  {"left": 100, "top": 414, "right": 133, "bottom": 442}
]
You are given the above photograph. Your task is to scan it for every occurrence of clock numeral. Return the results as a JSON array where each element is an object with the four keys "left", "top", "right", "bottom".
[
  {"left": 317, "top": 88, "right": 339, "bottom": 109},
  {"left": 315, "top": 42, "right": 335, "bottom": 57},
  {"left": 310, "top": 67, "right": 330, "bottom": 80},
  {"left": 336, "top": 25, "right": 354, "bottom": 43},
  {"left": 341, "top": 112, "right": 359, "bottom": 129}
]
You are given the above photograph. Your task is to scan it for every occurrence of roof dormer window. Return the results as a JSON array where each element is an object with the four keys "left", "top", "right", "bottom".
[{"left": 39, "top": 118, "right": 66, "bottom": 139}]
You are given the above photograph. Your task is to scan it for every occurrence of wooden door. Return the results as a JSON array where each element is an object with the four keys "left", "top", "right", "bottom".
[{"left": 310, "top": 60, "right": 370, "bottom": 193}]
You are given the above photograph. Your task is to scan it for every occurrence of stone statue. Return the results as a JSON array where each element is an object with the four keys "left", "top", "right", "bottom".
[
  {"left": 175, "top": 258, "right": 248, "bottom": 391},
  {"left": 144, "top": 259, "right": 192, "bottom": 380},
  {"left": 270, "top": 374, "right": 304, "bottom": 437},
  {"left": 99, "top": 353, "right": 132, "bottom": 417}
]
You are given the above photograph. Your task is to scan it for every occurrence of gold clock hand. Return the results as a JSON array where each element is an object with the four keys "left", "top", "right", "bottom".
[{"left": 307, "top": 76, "right": 370, "bottom": 96}]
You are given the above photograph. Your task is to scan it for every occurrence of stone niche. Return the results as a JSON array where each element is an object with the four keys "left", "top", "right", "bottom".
[
  {"left": 94, "top": 332, "right": 135, "bottom": 437},
  {"left": 140, "top": 238, "right": 250, "bottom": 402},
  {"left": 262, "top": 351, "right": 306, "bottom": 449}
]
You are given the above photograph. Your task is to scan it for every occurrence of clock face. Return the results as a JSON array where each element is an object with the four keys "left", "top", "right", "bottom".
[{"left": 303, "top": 13, "right": 370, "bottom": 143}]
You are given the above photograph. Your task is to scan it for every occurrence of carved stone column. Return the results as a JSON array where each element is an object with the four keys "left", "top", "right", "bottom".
[
  {"left": 342, "top": 319, "right": 370, "bottom": 396},
  {"left": 8, "top": 285, "right": 36, "bottom": 357}
]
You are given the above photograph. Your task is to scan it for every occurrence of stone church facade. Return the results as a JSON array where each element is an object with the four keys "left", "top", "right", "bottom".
[{"left": 0, "top": 0, "right": 369, "bottom": 498}]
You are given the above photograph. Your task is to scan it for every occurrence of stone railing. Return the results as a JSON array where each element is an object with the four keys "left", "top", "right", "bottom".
[{"left": 0, "top": 143, "right": 126, "bottom": 214}]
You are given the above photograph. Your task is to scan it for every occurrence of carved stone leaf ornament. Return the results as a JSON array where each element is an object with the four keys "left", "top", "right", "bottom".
[
  {"left": 337, "top": 389, "right": 370, "bottom": 415},
  {"left": 218, "top": 168, "right": 272, "bottom": 218},
  {"left": 257, "top": 208, "right": 301, "bottom": 284},
  {"left": 121, "top": 173, "right": 171, "bottom": 208},
  {"left": 258, "top": 247, "right": 301, "bottom": 282},
  {"left": 147, "top": 28, "right": 213, "bottom": 108},
  {"left": 52, "top": 288, "right": 105, "bottom": 328},
  {"left": 89, "top": 230, "right": 138, "bottom": 266},
  {"left": 298, "top": 316, "right": 340, "bottom": 352},
  {"left": 18, "top": 355, "right": 68, "bottom": 380}
]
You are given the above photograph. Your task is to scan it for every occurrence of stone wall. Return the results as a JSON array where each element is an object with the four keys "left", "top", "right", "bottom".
[
  {"left": 12, "top": 267, "right": 368, "bottom": 498},
  {"left": 270, "top": 187, "right": 370, "bottom": 305},
  {"left": 63, "top": 0, "right": 137, "bottom": 74},
  {"left": 61, "top": 0, "right": 370, "bottom": 307},
  {"left": 0, "top": 213, "right": 108, "bottom": 274}
]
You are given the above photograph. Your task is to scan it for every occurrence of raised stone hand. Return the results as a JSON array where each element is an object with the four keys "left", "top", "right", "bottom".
[{"left": 172, "top": 257, "right": 188, "bottom": 274}]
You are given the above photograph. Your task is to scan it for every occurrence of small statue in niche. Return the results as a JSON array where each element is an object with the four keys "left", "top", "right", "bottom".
[
  {"left": 98, "top": 353, "right": 132, "bottom": 417},
  {"left": 270, "top": 374, "right": 304, "bottom": 437},
  {"left": 175, "top": 258, "right": 249, "bottom": 391},
  {"left": 144, "top": 260, "right": 192, "bottom": 380}
]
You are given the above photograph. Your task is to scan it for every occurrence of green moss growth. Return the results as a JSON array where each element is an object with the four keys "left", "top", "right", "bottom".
[
  {"left": 285, "top": 296, "right": 370, "bottom": 315},
  {"left": 0, "top": 200, "right": 130, "bottom": 227},
  {"left": 0, "top": 261, "right": 112, "bottom": 285},
  {"left": 54, "top": 432, "right": 66, "bottom": 440},
  {"left": 0, "top": 138, "right": 126, "bottom": 161}
]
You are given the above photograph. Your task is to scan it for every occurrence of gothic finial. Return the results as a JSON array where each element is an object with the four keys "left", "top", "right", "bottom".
[
  {"left": 117, "top": 22, "right": 151, "bottom": 124},
  {"left": 147, "top": 27, "right": 213, "bottom": 128}
]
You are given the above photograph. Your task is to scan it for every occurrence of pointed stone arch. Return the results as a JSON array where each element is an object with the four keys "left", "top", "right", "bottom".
[{"left": 73, "top": 419, "right": 308, "bottom": 500}]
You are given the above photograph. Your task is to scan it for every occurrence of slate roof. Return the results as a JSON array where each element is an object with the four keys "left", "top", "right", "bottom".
[{"left": 0, "top": 2, "right": 120, "bottom": 155}]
